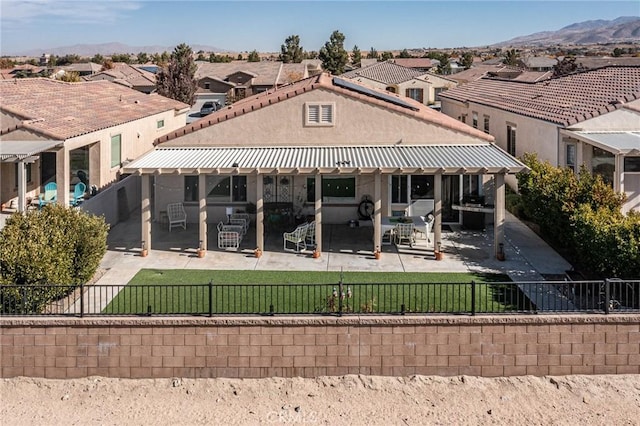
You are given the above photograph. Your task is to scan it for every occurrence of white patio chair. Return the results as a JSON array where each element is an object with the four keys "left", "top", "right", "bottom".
[
  {"left": 283, "top": 223, "right": 308, "bottom": 253},
  {"left": 394, "top": 223, "right": 415, "bottom": 247},
  {"left": 218, "top": 231, "right": 241, "bottom": 250},
  {"left": 167, "top": 203, "right": 187, "bottom": 232}
]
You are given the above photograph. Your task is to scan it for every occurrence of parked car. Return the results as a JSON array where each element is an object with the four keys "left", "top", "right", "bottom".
[{"left": 200, "top": 101, "right": 221, "bottom": 116}]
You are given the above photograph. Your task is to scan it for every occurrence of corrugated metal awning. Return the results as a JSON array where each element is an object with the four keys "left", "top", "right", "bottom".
[
  {"left": 123, "top": 144, "right": 528, "bottom": 175},
  {"left": 566, "top": 131, "right": 640, "bottom": 155},
  {"left": 0, "top": 140, "right": 63, "bottom": 162}
]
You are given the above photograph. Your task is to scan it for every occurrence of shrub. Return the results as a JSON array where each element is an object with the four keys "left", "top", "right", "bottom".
[{"left": 0, "top": 205, "right": 109, "bottom": 312}]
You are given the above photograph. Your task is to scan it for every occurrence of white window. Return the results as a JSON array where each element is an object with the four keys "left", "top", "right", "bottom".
[
  {"left": 110, "top": 134, "right": 121, "bottom": 168},
  {"left": 566, "top": 143, "right": 576, "bottom": 172},
  {"left": 305, "top": 102, "right": 335, "bottom": 126},
  {"left": 472, "top": 112, "right": 478, "bottom": 129}
]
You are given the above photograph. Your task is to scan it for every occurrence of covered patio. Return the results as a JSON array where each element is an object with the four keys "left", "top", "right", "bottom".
[{"left": 123, "top": 145, "right": 527, "bottom": 260}]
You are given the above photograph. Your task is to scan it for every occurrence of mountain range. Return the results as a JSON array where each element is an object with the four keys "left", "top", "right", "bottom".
[
  {"left": 495, "top": 16, "right": 640, "bottom": 47},
  {"left": 11, "top": 16, "right": 640, "bottom": 56}
]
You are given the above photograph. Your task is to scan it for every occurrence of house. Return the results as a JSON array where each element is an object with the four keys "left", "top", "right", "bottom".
[
  {"left": 341, "top": 60, "right": 458, "bottom": 107},
  {"left": 0, "top": 78, "right": 189, "bottom": 211},
  {"left": 449, "top": 64, "right": 550, "bottom": 85},
  {"left": 84, "top": 63, "right": 157, "bottom": 93},
  {"left": 60, "top": 62, "right": 102, "bottom": 76},
  {"left": 439, "top": 66, "right": 640, "bottom": 213},
  {"left": 518, "top": 56, "right": 558, "bottom": 72},
  {"left": 389, "top": 58, "right": 437, "bottom": 73},
  {"left": 123, "top": 73, "right": 526, "bottom": 258}
]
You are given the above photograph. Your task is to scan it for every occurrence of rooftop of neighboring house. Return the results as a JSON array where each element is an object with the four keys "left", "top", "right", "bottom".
[
  {"left": 519, "top": 56, "right": 558, "bottom": 69},
  {"left": 278, "top": 63, "right": 308, "bottom": 85},
  {"left": 342, "top": 60, "right": 426, "bottom": 84},
  {"left": 448, "top": 64, "right": 523, "bottom": 84},
  {"left": 511, "top": 70, "right": 553, "bottom": 82},
  {"left": 440, "top": 66, "right": 640, "bottom": 126},
  {"left": 195, "top": 61, "right": 283, "bottom": 87},
  {"left": 571, "top": 56, "right": 640, "bottom": 69},
  {"left": 155, "top": 72, "right": 493, "bottom": 145},
  {"left": 0, "top": 64, "right": 48, "bottom": 80},
  {"left": 84, "top": 62, "right": 156, "bottom": 88},
  {"left": 0, "top": 78, "right": 189, "bottom": 140},
  {"left": 61, "top": 62, "right": 102, "bottom": 74},
  {"left": 388, "top": 58, "right": 436, "bottom": 69}
]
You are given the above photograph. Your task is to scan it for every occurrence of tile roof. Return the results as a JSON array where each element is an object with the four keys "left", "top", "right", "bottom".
[
  {"left": 195, "top": 61, "right": 283, "bottom": 87},
  {"left": 341, "top": 61, "right": 426, "bottom": 84},
  {"left": 389, "top": 58, "right": 436, "bottom": 69},
  {"left": 124, "top": 145, "right": 527, "bottom": 175},
  {"left": 156, "top": 72, "right": 493, "bottom": 144},
  {"left": 85, "top": 63, "right": 156, "bottom": 87},
  {"left": 440, "top": 66, "right": 640, "bottom": 126},
  {"left": 0, "top": 78, "right": 189, "bottom": 140},
  {"left": 449, "top": 64, "right": 523, "bottom": 84}
]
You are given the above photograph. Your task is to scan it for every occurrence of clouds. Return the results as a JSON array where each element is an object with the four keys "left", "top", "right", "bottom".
[{"left": 1, "top": 0, "right": 143, "bottom": 25}]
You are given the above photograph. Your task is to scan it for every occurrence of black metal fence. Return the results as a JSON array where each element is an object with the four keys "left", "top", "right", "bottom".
[{"left": 1, "top": 279, "right": 638, "bottom": 317}]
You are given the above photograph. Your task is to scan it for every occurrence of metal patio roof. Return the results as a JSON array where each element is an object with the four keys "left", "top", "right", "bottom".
[
  {"left": 123, "top": 144, "right": 528, "bottom": 175},
  {"left": 0, "top": 140, "right": 63, "bottom": 162},
  {"left": 566, "top": 131, "right": 640, "bottom": 155}
]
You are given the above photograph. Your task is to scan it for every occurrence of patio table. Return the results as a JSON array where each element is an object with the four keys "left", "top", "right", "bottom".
[{"left": 380, "top": 216, "right": 428, "bottom": 246}]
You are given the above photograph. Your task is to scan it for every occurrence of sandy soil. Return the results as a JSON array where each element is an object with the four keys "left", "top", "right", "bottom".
[{"left": 2, "top": 374, "right": 639, "bottom": 425}]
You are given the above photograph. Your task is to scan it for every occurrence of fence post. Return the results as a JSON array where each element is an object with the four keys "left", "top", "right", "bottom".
[
  {"left": 338, "top": 280, "right": 343, "bottom": 316},
  {"left": 604, "top": 279, "right": 610, "bottom": 315},
  {"left": 471, "top": 280, "right": 476, "bottom": 316},
  {"left": 208, "top": 280, "right": 213, "bottom": 317},
  {"left": 80, "top": 283, "right": 84, "bottom": 318}
]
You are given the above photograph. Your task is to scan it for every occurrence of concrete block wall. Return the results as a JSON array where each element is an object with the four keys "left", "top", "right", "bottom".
[{"left": 1, "top": 315, "right": 638, "bottom": 379}]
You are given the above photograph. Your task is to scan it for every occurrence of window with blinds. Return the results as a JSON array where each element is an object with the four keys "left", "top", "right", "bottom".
[{"left": 305, "top": 102, "right": 335, "bottom": 126}]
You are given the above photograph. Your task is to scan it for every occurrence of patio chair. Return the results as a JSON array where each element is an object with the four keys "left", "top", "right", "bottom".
[
  {"left": 394, "top": 222, "right": 415, "bottom": 247},
  {"left": 415, "top": 214, "right": 434, "bottom": 243},
  {"left": 38, "top": 182, "right": 57, "bottom": 209},
  {"left": 218, "top": 231, "right": 241, "bottom": 250},
  {"left": 70, "top": 182, "right": 86, "bottom": 207},
  {"left": 231, "top": 213, "right": 250, "bottom": 232},
  {"left": 167, "top": 202, "right": 187, "bottom": 232},
  {"left": 305, "top": 221, "right": 316, "bottom": 247},
  {"left": 283, "top": 223, "right": 308, "bottom": 253}
]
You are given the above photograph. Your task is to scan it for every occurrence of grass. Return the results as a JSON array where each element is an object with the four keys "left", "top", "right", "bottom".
[{"left": 103, "top": 270, "right": 519, "bottom": 315}]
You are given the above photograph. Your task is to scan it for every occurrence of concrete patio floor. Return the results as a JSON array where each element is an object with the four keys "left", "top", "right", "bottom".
[{"left": 97, "top": 210, "right": 572, "bottom": 286}]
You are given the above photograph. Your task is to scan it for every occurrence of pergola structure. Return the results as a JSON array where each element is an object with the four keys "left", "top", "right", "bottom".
[{"left": 124, "top": 144, "right": 528, "bottom": 259}]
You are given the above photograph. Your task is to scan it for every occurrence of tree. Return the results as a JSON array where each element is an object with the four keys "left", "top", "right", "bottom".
[
  {"left": 237, "top": 54, "right": 243, "bottom": 60},
  {"left": 460, "top": 52, "right": 474, "bottom": 70},
  {"left": 91, "top": 54, "right": 104, "bottom": 65},
  {"left": 351, "top": 45, "right": 361, "bottom": 67},
  {"left": 156, "top": 43, "right": 198, "bottom": 105},
  {"left": 319, "top": 30, "right": 348, "bottom": 75},
  {"left": 152, "top": 51, "right": 170, "bottom": 66},
  {"left": 552, "top": 56, "right": 583, "bottom": 77},
  {"left": 398, "top": 49, "right": 412, "bottom": 58},
  {"left": 612, "top": 47, "right": 624, "bottom": 57},
  {"left": 0, "top": 58, "right": 15, "bottom": 68},
  {"left": 367, "top": 47, "right": 379, "bottom": 60},
  {"left": 196, "top": 53, "right": 206, "bottom": 61},
  {"left": 56, "top": 71, "right": 81, "bottom": 82},
  {"left": 279, "top": 35, "right": 304, "bottom": 63},
  {"left": 247, "top": 50, "right": 260, "bottom": 62},
  {"left": 137, "top": 52, "right": 149, "bottom": 64},
  {"left": 110, "top": 53, "right": 132, "bottom": 64},
  {"left": 381, "top": 51, "right": 393, "bottom": 61},
  {"left": 503, "top": 49, "right": 519, "bottom": 66},
  {"left": 101, "top": 60, "right": 114, "bottom": 71}
]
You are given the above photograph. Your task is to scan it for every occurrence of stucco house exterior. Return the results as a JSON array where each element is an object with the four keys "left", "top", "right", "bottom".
[
  {"left": 439, "top": 66, "right": 640, "bottom": 213},
  {"left": 0, "top": 78, "right": 189, "bottom": 211},
  {"left": 341, "top": 61, "right": 457, "bottom": 107},
  {"left": 123, "top": 73, "right": 526, "bottom": 258}
]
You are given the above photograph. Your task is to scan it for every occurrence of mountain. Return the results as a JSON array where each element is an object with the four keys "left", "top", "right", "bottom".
[
  {"left": 495, "top": 16, "right": 640, "bottom": 47},
  {"left": 18, "top": 42, "right": 224, "bottom": 57}
]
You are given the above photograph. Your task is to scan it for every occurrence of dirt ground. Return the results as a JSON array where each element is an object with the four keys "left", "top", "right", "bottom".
[{"left": 2, "top": 374, "right": 640, "bottom": 425}]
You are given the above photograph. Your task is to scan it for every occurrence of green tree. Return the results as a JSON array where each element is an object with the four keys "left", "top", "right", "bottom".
[
  {"left": 367, "top": 47, "right": 379, "bottom": 60},
  {"left": 110, "top": 53, "right": 132, "bottom": 64},
  {"left": 612, "top": 47, "right": 624, "bottom": 57},
  {"left": 552, "top": 57, "right": 583, "bottom": 77},
  {"left": 351, "top": 45, "right": 362, "bottom": 67},
  {"left": 91, "top": 54, "right": 104, "bottom": 65},
  {"left": 398, "top": 49, "right": 412, "bottom": 58},
  {"left": 304, "top": 51, "right": 318, "bottom": 60},
  {"left": 0, "top": 58, "right": 15, "bottom": 68},
  {"left": 56, "top": 71, "right": 81, "bottom": 82},
  {"left": 319, "top": 30, "right": 348, "bottom": 75},
  {"left": 503, "top": 49, "right": 519, "bottom": 66},
  {"left": 460, "top": 52, "right": 474, "bottom": 69},
  {"left": 196, "top": 53, "right": 206, "bottom": 61},
  {"left": 137, "top": 52, "right": 149, "bottom": 64},
  {"left": 237, "top": 53, "right": 243, "bottom": 60},
  {"left": 156, "top": 43, "right": 198, "bottom": 105},
  {"left": 247, "top": 50, "right": 261, "bottom": 62},
  {"left": 381, "top": 51, "right": 394, "bottom": 61},
  {"left": 279, "top": 35, "right": 304, "bottom": 63}
]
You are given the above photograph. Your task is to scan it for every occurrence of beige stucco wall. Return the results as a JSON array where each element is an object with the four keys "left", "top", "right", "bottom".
[{"left": 162, "top": 88, "right": 485, "bottom": 148}]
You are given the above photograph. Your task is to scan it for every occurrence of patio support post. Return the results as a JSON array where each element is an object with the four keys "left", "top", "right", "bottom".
[
  {"left": 314, "top": 173, "right": 322, "bottom": 253},
  {"left": 576, "top": 140, "right": 584, "bottom": 169},
  {"left": 17, "top": 160, "right": 27, "bottom": 212},
  {"left": 141, "top": 174, "right": 152, "bottom": 251},
  {"left": 614, "top": 153, "right": 623, "bottom": 194},
  {"left": 56, "top": 147, "right": 71, "bottom": 207},
  {"left": 433, "top": 172, "right": 442, "bottom": 252},
  {"left": 199, "top": 174, "right": 207, "bottom": 251},
  {"left": 256, "top": 174, "right": 264, "bottom": 251},
  {"left": 494, "top": 173, "right": 506, "bottom": 259},
  {"left": 373, "top": 171, "right": 381, "bottom": 252}
]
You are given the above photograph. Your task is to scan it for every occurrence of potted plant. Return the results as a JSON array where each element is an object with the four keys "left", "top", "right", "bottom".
[
  {"left": 197, "top": 240, "right": 205, "bottom": 258},
  {"left": 140, "top": 241, "right": 148, "bottom": 258},
  {"left": 435, "top": 242, "right": 443, "bottom": 261},
  {"left": 374, "top": 247, "right": 381, "bottom": 260},
  {"left": 312, "top": 249, "right": 320, "bottom": 259},
  {"left": 254, "top": 247, "right": 262, "bottom": 258}
]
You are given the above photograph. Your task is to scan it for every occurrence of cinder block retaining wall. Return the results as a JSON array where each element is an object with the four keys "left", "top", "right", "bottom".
[{"left": 1, "top": 315, "right": 638, "bottom": 379}]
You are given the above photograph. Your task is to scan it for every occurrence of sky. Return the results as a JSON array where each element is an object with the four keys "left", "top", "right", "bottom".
[{"left": 1, "top": 0, "right": 639, "bottom": 55}]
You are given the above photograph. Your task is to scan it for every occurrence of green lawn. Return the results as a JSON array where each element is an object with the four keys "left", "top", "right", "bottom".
[{"left": 103, "top": 270, "right": 515, "bottom": 315}]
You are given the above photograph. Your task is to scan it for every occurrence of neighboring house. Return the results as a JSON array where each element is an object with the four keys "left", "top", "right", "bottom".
[
  {"left": 389, "top": 58, "right": 437, "bottom": 73},
  {"left": 84, "top": 63, "right": 157, "bottom": 93},
  {"left": 518, "top": 56, "right": 558, "bottom": 72},
  {"left": 61, "top": 62, "right": 102, "bottom": 76},
  {"left": 341, "top": 61, "right": 458, "bottom": 107},
  {"left": 0, "top": 64, "right": 50, "bottom": 80},
  {"left": 195, "top": 61, "right": 286, "bottom": 105},
  {"left": 439, "top": 66, "right": 640, "bottom": 214},
  {"left": 123, "top": 73, "right": 526, "bottom": 258},
  {"left": 0, "top": 78, "right": 189, "bottom": 211},
  {"left": 449, "top": 64, "right": 551, "bottom": 85}
]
